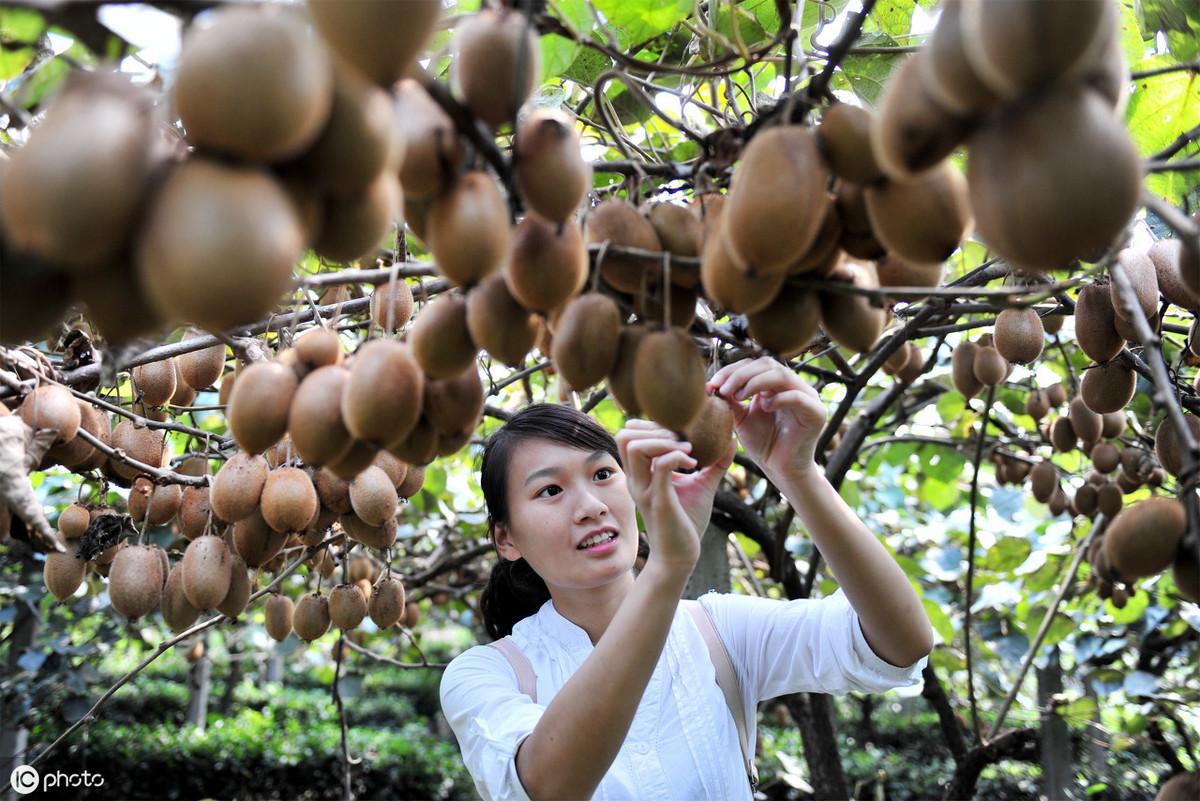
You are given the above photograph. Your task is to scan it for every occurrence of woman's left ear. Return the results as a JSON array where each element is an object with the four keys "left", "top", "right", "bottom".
[{"left": 493, "top": 521, "right": 523, "bottom": 562}]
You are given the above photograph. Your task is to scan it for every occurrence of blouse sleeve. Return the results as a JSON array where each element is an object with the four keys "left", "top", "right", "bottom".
[
  {"left": 439, "top": 644, "right": 546, "bottom": 801},
  {"left": 697, "top": 588, "right": 928, "bottom": 700}
]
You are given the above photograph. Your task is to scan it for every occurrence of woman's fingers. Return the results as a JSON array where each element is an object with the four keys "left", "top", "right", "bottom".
[
  {"left": 651, "top": 451, "right": 695, "bottom": 497},
  {"left": 623, "top": 436, "right": 693, "bottom": 488},
  {"left": 708, "top": 357, "right": 778, "bottom": 400},
  {"left": 707, "top": 356, "right": 771, "bottom": 392}
]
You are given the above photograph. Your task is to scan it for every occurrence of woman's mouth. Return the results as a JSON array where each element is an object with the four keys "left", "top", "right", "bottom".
[{"left": 577, "top": 529, "right": 618, "bottom": 553}]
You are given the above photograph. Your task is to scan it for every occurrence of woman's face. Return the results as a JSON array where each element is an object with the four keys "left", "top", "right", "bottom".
[{"left": 493, "top": 438, "right": 639, "bottom": 592}]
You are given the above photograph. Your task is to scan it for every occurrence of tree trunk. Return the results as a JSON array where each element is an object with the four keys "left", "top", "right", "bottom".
[
  {"left": 1, "top": 552, "right": 37, "bottom": 801},
  {"left": 1083, "top": 671, "right": 1109, "bottom": 792},
  {"left": 857, "top": 695, "right": 877, "bottom": 745},
  {"left": 785, "top": 692, "right": 849, "bottom": 801},
  {"left": 218, "top": 632, "right": 242, "bottom": 715},
  {"left": 684, "top": 523, "right": 731, "bottom": 600},
  {"left": 1037, "top": 649, "right": 1072, "bottom": 801},
  {"left": 186, "top": 634, "right": 211, "bottom": 730}
]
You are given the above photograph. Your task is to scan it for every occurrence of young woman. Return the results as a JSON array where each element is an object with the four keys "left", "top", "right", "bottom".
[{"left": 440, "top": 357, "right": 935, "bottom": 801}]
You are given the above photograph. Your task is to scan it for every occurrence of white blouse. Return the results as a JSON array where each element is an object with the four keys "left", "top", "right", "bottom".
[{"left": 439, "top": 587, "right": 929, "bottom": 801}]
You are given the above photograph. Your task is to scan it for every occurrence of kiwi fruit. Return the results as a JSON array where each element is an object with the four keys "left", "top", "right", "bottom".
[
  {"left": 44, "top": 551, "right": 87, "bottom": 601},
  {"left": 161, "top": 562, "right": 201, "bottom": 633},
  {"left": 874, "top": 255, "right": 944, "bottom": 297},
  {"left": 402, "top": 601, "right": 421, "bottom": 628},
  {"left": 108, "top": 544, "right": 164, "bottom": 620},
  {"left": 293, "top": 593, "right": 332, "bottom": 641},
  {"left": 451, "top": 7, "right": 540, "bottom": 127},
  {"left": 1110, "top": 248, "right": 1160, "bottom": 326},
  {"left": 700, "top": 228, "right": 786, "bottom": 315},
  {"left": 894, "top": 343, "right": 927, "bottom": 384},
  {"left": 329, "top": 583, "right": 368, "bottom": 630},
  {"left": 972, "top": 345, "right": 1008, "bottom": 386},
  {"left": 217, "top": 554, "right": 252, "bottom": 619},
  {"left": 689, "top": 193, "right": 727, "bottom": 247},
  {"left": 58, "top": 504, "right": 91, "bottom": 539},
  {"left": 1029, "top": 460, "right": 1058, "bottom": 503},
  {"left": 816, "top": 103, "right": 884, "bottom": 186},
  {"left": 607, "top": 325, "right": 650, "bottom": 416},
  {"left": 435, "top": 426, "right": 474, "bottom": 457},
  {"left": 723, "top": 126, "right": 830, "bottom": 276},
  {"left": 340, "top": 514, "right": 398, "bottom": 550},
  {"left": 1091, "top": 442, "right": 1120, "bottom": 474},
  {"left": 1069, "top": 396, "right": 1103, "bottom": 444},
  {"left": 174, "top": 6, "right": 332, "bottom": 162},
  {"left": 951, "top": 342, "right": 983, "bottom": 399},
  {"left": 0, "top": 247, "right": 74, "bottom": 346},
  {"left": 920, "top": 0, "right": 1000, "bottom": 115},
  {"left": 308, "top": 0, "right": 439, "bottom": 85},
  {"left": 870, "top": 54, "right": 970, "bottom": 181},
  {"left": 211, "top": 452, "right": 269, "bottom": 523},
  {"left": 1173, "top": 557, "right": 1200, "bottom": 604},
  {"left": 1045, "top": 382, "right": 1067, "bottom": 407},
  {"left": 287, "top": 365, "right": 353, "bottom": 466},
  {"left": 315, "top": 468, "right": 354, "bottom": 515},
  {"left": 42, "top": 399, "right": 103, "bottom": 470},
  {"left": 551, "top": 293, "right": 622, "bottom": 392},
  {"left": 178, "top": 486, "right": 216, "bottom": 541},
  {"left": 1027, "top": 387, "right": 1052, "bottom": 420},
  {"left": 137, "top": 160, "right": 305, "bottom": 332},
  {"left": 684, "top": 396, "right": 735, "bottom": 468},
  {"left": 584, "top": 200, "right": 663, "bottom": 293},
  {"left": 18, "top": 385, "right": 81, "bottom": 444},
  {"left": 1155, "top": 414, "right": 1200, "bottom": 478},
  {"left": 180, "top": 534, "right": 232, "bottom": 611},
  {"left": 1155, "top": 772, "right": 1200, "bottom": 801},
  {"left": 993, "top": 307, "right": 1044, "bottom": 364},
  {"left": 1080, "top": 362, "right": 1136, "bottom": 415},
  {"left": 788, "top": 197, "right": 843, "bottom": 276},
  {"left": 326, "top": 439, "right": 379, "bottom": 481},
  {"left": 1048, "top": 487, "right": 1070, "bottom": 517},
  {"left": 634, "top": 328, "right": 706, "bottom": 433},
  {"left": 169, "top": 361, "right": 198, "bottom": 408},
  {"left": 1103, "top": 496, "right": 1185, "bottom": 579},
  {"left": 409, "top": 293, "right": 478, "bottom": 380},
  {"left": 1074, "top": 284, "right": 1124, "bottom": 363},
  {"left": 299, "top": 62, "right": 398, "bottom": 194},
  {"left": 261, "top": 467, "right": 320, "bottom": 533},
  {"left": 516, "top": 109, "right": 590, "bottom": 224},
  {"left": 265, "top": 594, "right": 295, "bottom": 642},
  {"left": 227, "top": 361, "right": 298, "bottom": 455},
  {"left": 109, "top": 421, "right": 167, "bottom": 480},
  {"left": 131, "top": 359, "right": 177, "bottom": 408},
  {"left": 0, "top": 72, "right": 153, "bottom": 271},
  {"left": 1050, "top": 416, "right": 1078, "bottom": 452},
  {"left": 342, "top": 339, "right": 424, "bottom": 446},
  {"left": 1096, "top": 481, "right": 1124, "bottom": 519},
  {"left": 641, "top": 202, "right": 704, "bottom": 267},
  {"left": 393, "top": 79, "right": 465, "bottom": 199},
  {"left": 348, "top": 556, "right": 375, "bottom": 584},
  {"left": 427, "top": 171, "right": 510, "bottom": 288},
  {"left": 818, "top": 261, "right": 886, "bottom": 354},
  {"left": 424, "top": 366, "right": 485, "bottom": 436},
  {"left": 1148, "top": 239, "right": 1200, "bottom": 310},
  {"left": 966, "top": 84, "right": 1141, "bottom": 272},
  {"left": 314, "top": 171, "right": 403, "bottom": 264},
  {"left": 129, "top": 477, "right": 182, "bottom": 526},
  {"left": 350, "top": 465, "right": 399, "bottom": 527},
  {"left": 370, "top": 281, "right": 414, "bottom": 332},
  {"left": 396, "top": 464, "right": 426, "bottom": 499},
  {"left": 1074, "top": 483, "right": 1098, "bottom": 517},
  {"left": 368, "top": 576, "right": 407, "bottom": 628},
  {"left": 960, "top": 0, "right": 1108, "bottom": 98},
  {"left": 466, "top": 272, "right": 538, "bottom": 367},
  {"left": 506, "top": 214, "right": 588, "bottom": 313},
  {"left": 232, "top": 509, "right": 289, "bottom": 568},
  {"left": 1042, "top": 312, "right": 1065, "bottom": 335},
  {"left": 634, "top": 282, "right": 698, "bottom": 329},
  {"left": 864, "top": 161, "right": 972, "bottom": 266},
  {"left": 751, "top": 284, "right": 822, "bottom": 358}
]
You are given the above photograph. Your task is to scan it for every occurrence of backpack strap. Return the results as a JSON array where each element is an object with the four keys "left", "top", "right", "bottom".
[
  {"left": 684, "top": 598, "right": 759, "bottom": 792},
  {"left": 487, "top": 639, "right": 538, "bottom": 703}
]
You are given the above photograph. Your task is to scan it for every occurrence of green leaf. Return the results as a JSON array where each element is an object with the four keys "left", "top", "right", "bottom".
[
  {"left": 918, "top": 477, "right": 960, "bottom": 511},
  {"left": 0, "top": 46, "right": 34, "bottom": 80},
  {"left": 936, "top": 390, "right": 966, "bottom": 422},
  {"left": 539, "top": 34, "right": 579, "bottom": 83},
  {"left": 922, "top": 597, "right": 954, "bottom": 643},
  {"left": 1106, "top": 589, "right": 1149, "bottom": 623},
  {"left": 592, "top": 0, "right": 691, "bottom": 47},
  {"left": 563, "top": 45, "right": 611, "bottom": 86},
  {"left": 922, "top": 446, "right": 966, "bottom": 483},
  {"left": 984, "top": 537, "right": 1032, "bottom": 572},
  {"left": 1060, "top": 695, "right": 1098, "bottom": 727},
  {"left": 864, "top": 0, "right": 916, "bottom": 38},
  {"left": 1125, "top": 55, "right": 1200, "bottom": 158},
  {"left": 839, "top": 34, "right": 904, "bottom": 106},
  {"left": 0, "top": 8, "right": 45, "bottom": 43}
]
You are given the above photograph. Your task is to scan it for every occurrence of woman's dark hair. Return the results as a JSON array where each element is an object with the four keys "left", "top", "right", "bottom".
[{"left": 477, "top": 403, "right": 649, "bottom": 640}]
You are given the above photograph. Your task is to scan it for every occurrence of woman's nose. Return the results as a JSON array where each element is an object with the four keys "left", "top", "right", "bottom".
[{"left": 574, "top": 490, "right": 608, "bottom": 522}]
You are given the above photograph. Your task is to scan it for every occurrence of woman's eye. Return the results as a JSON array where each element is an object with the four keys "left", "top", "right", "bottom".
[
  {"left": 595, "top": 468, "right": 614, "bottom": 480},
  {"left": 536, "top": 485, "right": 561, "bottom": 498}
]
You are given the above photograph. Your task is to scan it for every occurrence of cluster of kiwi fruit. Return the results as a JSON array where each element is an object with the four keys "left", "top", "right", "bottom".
[{"left": 911, "top": 0, "right": 1140, "bottom": 273}]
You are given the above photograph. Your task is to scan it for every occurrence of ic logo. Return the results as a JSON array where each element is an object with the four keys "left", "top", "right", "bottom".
[{"left": 10, "top": 765, "right": 39, "bottom": 795}]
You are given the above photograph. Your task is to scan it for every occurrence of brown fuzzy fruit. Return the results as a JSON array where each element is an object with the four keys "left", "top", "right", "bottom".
[
  {"left": 174, "top": 6, "right": 331, "bottom": 162},
  {"left": 265, "top": 594, "right": 295, "bottom": 641},
  {"left": 1110, "top": 248, "right": 1160, "bottom": 324},
  {"left": 516, "top": 110, "right": 589, "bottom": 223},
  {"left": 724, "top": 126, "right": 830, "bottom": 277},
  {"left": 58, "top": 504, "right": 91, "bottom": 539},
  {"left": 1029, "top": 460, "right": 1058, "bottom": 503},
  {"left": 466, "top": 273, "right": 538, "bottom": 368},
  {"left": 181, "top": 534, "right": 232, "bottom": 611},
  {"left": 818, "top": 261, "right": 886, "bottom": 354},
  {"left": 109, "top": 421, "right": 166, "bottom": 481},
  {"left": 369, "top": 281, "right": 414, "bottom": 332},
  {"left": 451, "top": 8, "right": 540, "bottom": 128},
  {"left": 920, "top": 0, "right": 1000, "bottom": 115},
  {"left": 44, "top": 551, "right": 87, "bottom": 601},
  {"left": 289, "top": 365, "right": 354, "bottom": 467},
  {"left": 1101, "top": 412, "right": 1126, "bottom": 439},
  {"left": 178, "top": 486, "right": 216, "bottom": 541},
  {"left": 1104, "top": 497, "right": 1185, "bottom": 579},
  {"left": 393, "top": 80, "right": 465, "bottom": 199},
  {"left": 211, "top": 452, "right": 269, "bottom": 523},
  {"left": 349, "top": 466, "right": 398, "bottom": 527},
  {"left": 161, "top": 563, "right": 201, "bottom": 632},
  {"left": 684, "top": 396, "right": 735, "bottom": 469},
  {"left": 895, "top": 343, "right": 926, "bottom": 384},
  {"left": 870, "top": 54, "right": 970, "bottom": 180},
  {"left": 427, "top": 171, "right": 509, "bottom": 288},
  {"left": 409, "top": 293, "right": 478, "bottom": 380},
  {"left": 329, "top": 583, "right": 368, "bottom": 630},
  {"left": 301, "top": 63, "right": 398, "bottom": 194},
  {"left": 313, "top": 171, "right": 402, "bottom": 263},
  {"left": 315, "top": 468, "right": 354, "bottom": 515},
  {"left": 137, "top": 160, "right": 304, "bottom": 332},
  {"left": 307, "top": 0, "right": 439, "bottom": 86},
  {"left": 342, "top": 339, "right": 424, "bottom": 446},
  {"left": 700, "top": 228, "right": 786, "bottom": 315},
  {"left": 865, "top": 161, "right": 972, "bottom": 266},
  {"left": 1080, "top": 362, "right": 1136, "bottom": 415},
  {"left": 1026, "top": 389, "right": 1050, "bottom": 421},
  {"left": 551, "top": 293, "right": 622, "bottom": 392},
  {"left": 1097, "top": 481, "right": 1124, "bottom": 518},
  {"left": 396, "top": 464, "right": 426, "bottom": 499},
  {"left": 972, "top": 345, "right": 1008, "bottom": 386},
  {"left": 751, "top": 284, "right": 822, "bottom": 358},
  {"left": 18, "top": 385, "right": 81, "bottom": 444},
  {"left": 584, "top": 200, "right": 663, "bottom": 293},
  {"left": 1091, "top": 442, "right": 1120, "bottom": 474},
  {"left": 816, "top": 103, "right": 884, "bottom": 185},
  {"left": 966, "top": 84, "right": 1141, "bottom": 272},
  {"left": 108, "top": 544, "right": 163, "bottom": 619},
  {"left": 644, "top": 202, "right": 703, "bottom": 263},
  {"left": 1148, "top": 239, "right": 1200, "bottom": 310},
  {"left": 1069, "top": 397, "right": 1103, "bottom": 444},
  {"left": 1155, "top": 414, "right": 1200, "bottom": 478},
  {"left": 368, "top": 576, "right": 407, "bottom": 628},
  {"left": 261, "top": 467, "right": 319, "bottom": 533},
  {"left": 1050, "top": 416, "right": 1077, "bottom": 453},
  {"left": 326, "top": 439, "right": 379, "bottom": 481},
  {"left": 994, "top": 307, "right": 1044, "bottom": 364},
  {"left": 232, "top": 509, "right": 288, "bottom": 568},
  {"left": 506, "top": 215, "right": 588, "bottom": 313},
  {"left": 424, "top": 366, "right": 484, "bottom": 436},
  {"left": 607, "top": 326, "right": 650, "bottom": 416},
  {"left": 216, "top": 554, "right": 252, "bottom": 618},
  {"left": 1173, "top": 557, "right": 1200, "bottom": 604},
  {"left": 129, "top": 477, "right": 182, "bottom": 526},
  {"left": 132, "top": 359, "right": 177, "bottom": 408},
  {"left": 340, "top": 514, "right": 398, "bottom": 550},
  {"left": 951, "top": 342, "right": 983, "bottom": 399},
  {"left": 296, "top": 327, "right": 344, "bottom": 372},
  {"left": 293, "top": 593, "right": 332, "bottom": 641},
  {"left": 634, "top": 329, "right": 706, "bottom": 433},
  {"left": 1074, "top": 284, "right": 1124, "bottom": 363}
]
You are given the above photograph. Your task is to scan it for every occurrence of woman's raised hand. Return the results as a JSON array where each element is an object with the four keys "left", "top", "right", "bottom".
[
  {"left": 614, "top": 421, "right": 703, "bottom": 573},
  {"left": 707, "top": 357, "right": 827, "bottom": 485}
]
